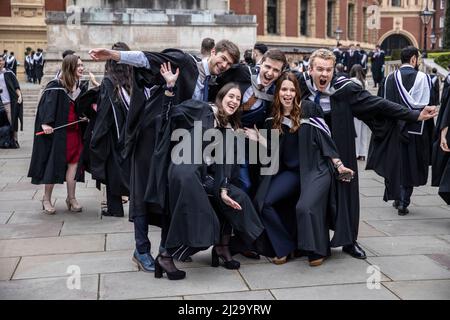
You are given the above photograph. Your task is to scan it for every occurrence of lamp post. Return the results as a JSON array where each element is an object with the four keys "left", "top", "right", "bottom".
[
  {"left": 419, "top": 2, "right": 434, "bottom": 54},
  {"left": 430, "top": 32, "right": 436, "bottom": 50},
  {"left": 335, "top": 26, "right": 343, "bottom": 46}
]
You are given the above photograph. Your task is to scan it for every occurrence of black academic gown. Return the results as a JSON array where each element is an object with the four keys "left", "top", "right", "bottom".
[
  {"left": 1, "top": 69, "right": 23, "bottom": 132},
  {"left": 375, "top": 67, "right": 432, "bottom": 190},
  {"left": 431, "top": 99, "right": 450, "bottom": 204},
  {"left": 124, "top": 49, "right": 200, "bottom": 226},
  {"left": 28, "top": 79, "right": 87, "bottom": 184},
  {"left": 298, "top": 72, "right": 420, "bottom": 246},
  {"left": 89, "top": 77, "right": 130, "bottom": 196},
  {"left": 163, "top": 99, "right": 264, "bottom": 249},
  {"left": 254, "top": 101, "right": 340, "bottom": 257},
  {"left": 371, "top": 51, "right": 385, "bottom": 85}
]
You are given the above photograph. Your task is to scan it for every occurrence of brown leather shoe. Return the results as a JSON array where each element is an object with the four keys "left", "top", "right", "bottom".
[
  {"left": 308, "top": 257, "right": 325, "bottom": 267},
  {"left": 271, "top": 256, "right": 287, "bottom": 265}
]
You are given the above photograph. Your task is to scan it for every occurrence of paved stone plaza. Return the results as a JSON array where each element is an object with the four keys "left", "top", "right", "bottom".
[{"left": 0, "top": 85, "right": 449, "bottom": 300}]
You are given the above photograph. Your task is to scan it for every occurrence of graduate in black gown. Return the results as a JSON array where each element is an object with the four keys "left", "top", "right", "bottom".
[
  {"left": 89, "top": 40, "right": 241, "bottom": 277},
  {"left": 376, "top": 47, "right": 435, "bottom": 215},
  {"left": 432, "top": 95, "right": 450, "bottom": 204},
  {"left": 89, "top": 42, "right": 132, "bottom": 218},
  {"left": 28, "top": 55, "right": 88, "bottom": 214},
  {"left": 0, "top": 55, "right": 23, "bottom": 148},
  {"left": 212, "top": 49, "right": 287, "bottom": 196},
  {"left": 297, "top": 49, "right": 438, "bottom": 259},
  {"left": 162, "top": 79, "right": 264, "bottom": 273},
  {"left": 370, "top": 45, "right": 385, "bottom": 88},
  {"left": 247, "top": 72, "right": 353, "bottom": 266}
]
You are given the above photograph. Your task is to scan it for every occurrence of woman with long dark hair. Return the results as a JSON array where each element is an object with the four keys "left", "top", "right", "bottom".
[
  {"left": 89, "top": 42, "right": 132, "bottom": 218},
  {"left": 28, "top": 54, "right": 87, "bottom": 214},
  {"left": 152, "top": 64, "right": 264, "bottom": 279},
  {"left": 246, "top": 72, "right": 354, "bottom": 266}
]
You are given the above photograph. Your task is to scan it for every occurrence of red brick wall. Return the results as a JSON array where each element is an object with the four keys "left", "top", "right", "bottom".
[
  {"left": 285, "top": 0, "right": 298, "bottom": 37},
  {"left": 315, "top": 0, "right": 326, "bottom": 38},
  {"left": 230, "top": 0, "right": 246, "bottom": 14},
  {"left": 45, "top": 0, "right": 66, "bottom": 12},
  {"left": 379, "top": 17, "right": 393, "bottom": 42},
  {"left": 0, "top": 0, "right": 11, "bottom": 17},
  {"left": 403, "top": 16, "right": 422, "bottom": 48},
  {"left": 250, "top": 0, "right": 265, "bottom": 35},
  {"left": 339, "top": 0, "right": 348, "bottom": 41}
]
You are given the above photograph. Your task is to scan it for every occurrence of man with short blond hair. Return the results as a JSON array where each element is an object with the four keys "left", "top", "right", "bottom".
[{"left": 297, "top": 48, "right": 437, "bottom": 260}]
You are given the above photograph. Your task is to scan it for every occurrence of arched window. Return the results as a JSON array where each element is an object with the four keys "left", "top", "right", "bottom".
[
  {"left": 391, "top": 0, "right": 401, "bottom": 7},
  {"left": 300, "top": 0, "right": 309, "bottom": 36}
]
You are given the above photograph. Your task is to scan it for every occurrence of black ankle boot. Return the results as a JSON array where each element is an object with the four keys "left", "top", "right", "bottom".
[
  {"left": 211, "top": 245, "right": 240, "bottom": 270},
  {"left": 154, "top": 254, "right": 186, "bottom": 280}
]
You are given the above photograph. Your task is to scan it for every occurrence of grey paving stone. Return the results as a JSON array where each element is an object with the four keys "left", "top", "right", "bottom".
[
  {"left": 7, "top": 208, "right": 101, "bottom": 224},
  {"left": 0, "top": 212, "right": 12, "bottom": 224},
  {"left": 106, "top": 232, "right": 159, "bottom": 252},
  {"left": 99, "top": 267, "right": 248, "bottom": 300},
  {"left": 426, "top": 254, "right": 450, "bottom": 269},
  {"left": 238, "top": 257, "right": 388, "bottom": 290},
  {"left": 0, "top": 257, "right": 20, "bottom": 280},
  {"left": 442, "top": 205, "right": 450, "bottom": 211},
  {"left": 1, "top": 181, "right": 41, "bottom": 191},
  {"left": 359, "top": 236, "right": 450, "bottom": 256},
  {"left": 0, "top": 190, "right": 37, "bottom": 201},
  {"left": 143, "top": 296, "right": 184, "bottom": 300},
  {"left": 437, "top": 235, "right": 450, "bottom": 244},
  {"left": 367, "top": 255, "right": 450, "bottom": 281},
  {"left": 358, "top": 179, "right": 384, "bottom": 187},
  {"left": 0, "top": 234, "right": 105, "bottom": 257},
  {"left": 383, "top": 280, "right": 450, "bottom": 300},
  {"left": 60, "top": 218, "right": 134, "bottom": 236},
  {"left": 34, "top": 187, "right": 103, "bottom": 200},
  {"left": 0, "top": 183, "right": 6, "bottom": 190},
  {"left": 411, "top": 195, "right": 447, "bottom": 206},
  {"left": 360, "top": 196, "right": 394, "bottom": 208},
  {"left": 271, "top": 283, "right": 399, "bottom": 300},
  {"left": 13, "top": 250, "right": 137, "bottom": 279},
  {"left": 365, "top": 219, "right": 450, "bottom": 236},
  {"left": 0, "top": 199, "right": 46, "bottom": 212},
  {"left": 358, "top": 221, "right": 388, "bottom": 237},
  {"left": 0, "top": 275, "right": 98, "bottom": 300},
  {"left": 184, "top": 290, "right": 274, "bottom": 300},
  {"left": 0, "top": 222, "right": 63, "bottom": 240},
  {"left": 0, "top": 176, "right": 22, "bottom": 184},
  {"left": 361, "top": 206, "right": 450, "bottom": 221}
]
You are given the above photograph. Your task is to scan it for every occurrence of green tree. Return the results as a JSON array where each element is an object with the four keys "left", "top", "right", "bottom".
[{"left": 444, "top": 1, "right": 450, "bottom": 49}]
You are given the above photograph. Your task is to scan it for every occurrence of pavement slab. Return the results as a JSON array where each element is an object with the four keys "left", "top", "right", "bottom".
[
  {"left": 13, "top": 250, "right": 138, "bottom": 280},
  {"left": 365, "top": 219, "right": 450, "bottom": 236},
  {"left": 0, "top": 257, "right": 20, "bottom": 281},
  {"left": 271, "top": 283, "right": 399, "bottom": 300},
  {"left": 383, "top": 280, "right": 450, "bottom": 300},
  {"left": 99, "top": 268, "right": 248, "bottom": 300},
  {"left": 0, "top": 222, "right": 63, "bottom": 240},
  {"left": 0, "top": 275, "right": 99, "bottom": 300},
  {"left": 0, "top": 234, "right": 105, "bottom": 257},
  {"left": 359, "top": 236, "right": 450, "bottom": 256},
  {"left": 367, "top": 255, "right": 450, "bottom": 281}
]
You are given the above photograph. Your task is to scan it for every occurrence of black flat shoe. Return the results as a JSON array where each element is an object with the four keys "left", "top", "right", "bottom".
[
  {"left": 343, "top": 242, "right": 367, "bottom": 259},
  {"left": 398, "top": 206, "right": 409, "bottom": 216},
  {"left": 101, "top": 209, "right": 124, "bottom": 217}
]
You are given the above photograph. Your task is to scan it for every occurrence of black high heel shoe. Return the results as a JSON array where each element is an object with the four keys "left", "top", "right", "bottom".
[
  {"left": 154, "top": 254, "right": 186, "bottom": 280},
  {"left": 211, "top": 245, "right": 240, "bottom": 270}
]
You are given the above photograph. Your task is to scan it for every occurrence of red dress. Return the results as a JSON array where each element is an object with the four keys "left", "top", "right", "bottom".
[{"left": 66, "top": 101, "right": 82, "bottom": 164}]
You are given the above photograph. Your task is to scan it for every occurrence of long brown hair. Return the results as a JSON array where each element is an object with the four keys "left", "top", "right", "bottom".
[
  {"left": 271, "top": 72, "right": 302, "bottom": 133},
  {"left": 214, "top": 82, "right": 242, "bottom": 130},
  {"left": 105, "top": 42, "right": 133, "bottom": 95},
  {"left": 60, "top": 54, "right": 80, "bottom": 92}
]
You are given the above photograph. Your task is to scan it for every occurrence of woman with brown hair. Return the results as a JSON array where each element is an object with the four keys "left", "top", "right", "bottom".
[
  {"left": 246, "top": 72, "right": 354, "bottom": 266},
  {"left": 28, "top": 54, "right": 87, "bottom": 214}
]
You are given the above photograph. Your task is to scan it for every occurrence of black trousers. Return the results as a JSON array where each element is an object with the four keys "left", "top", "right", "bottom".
[
  {"left": 106, "top": 184, "right": 124, "bottom": 216},
  {"left": 134, "top": 214, "right": 170, "bottom": 255},
  {"left": 261, "top": 170, "right": 300, "bottom": 258}
]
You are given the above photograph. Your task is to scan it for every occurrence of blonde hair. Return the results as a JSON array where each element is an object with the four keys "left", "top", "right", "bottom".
[{"left": 309, "top": 49, "right": 336, "bottom": 68}]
